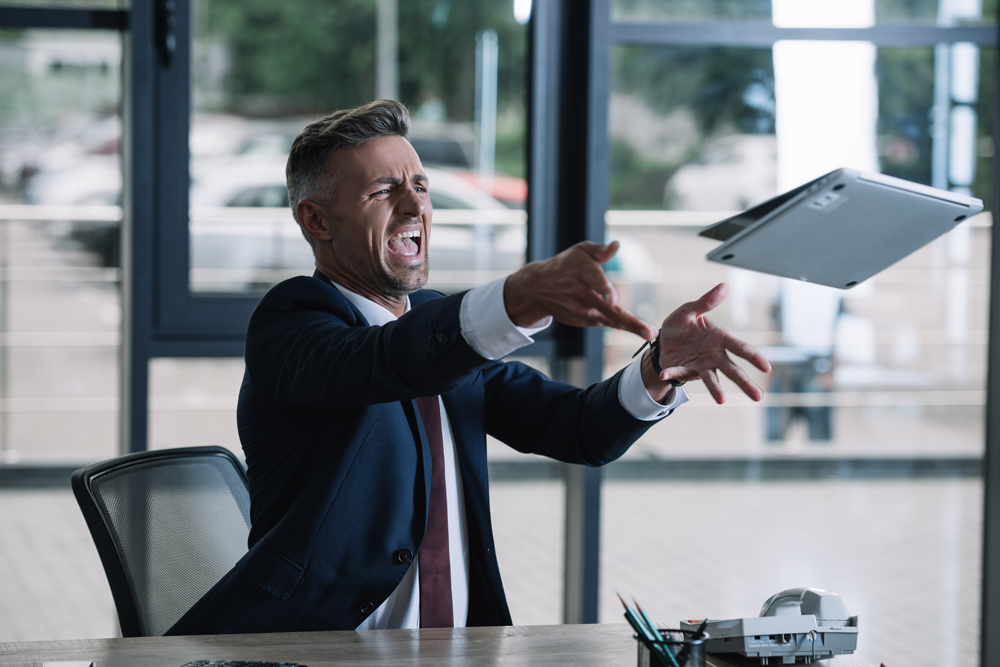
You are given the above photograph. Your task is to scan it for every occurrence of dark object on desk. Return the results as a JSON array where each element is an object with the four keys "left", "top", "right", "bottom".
[
  {"left": 619, "top": 594, "right": 703, "bottom": 667},
  {"left": 180, "top": 662, "right": 306, "bottom": 667},
  {"left": 72, "top": 446, "right": 252, "bottom": 637},
  {"left": 699, "top": 168, "right": 983, "bottom": 289},
  {"left": 635, "top": 629, "right": 707, "bottom": 667}
]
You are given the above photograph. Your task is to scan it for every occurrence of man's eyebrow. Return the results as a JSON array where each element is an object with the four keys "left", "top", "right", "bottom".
[{"left": 371, "top": 174, "right": 428, "bottom": 186}]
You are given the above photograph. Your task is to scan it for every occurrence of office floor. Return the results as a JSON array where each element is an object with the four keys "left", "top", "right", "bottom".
[{"left": 0, "top": 478, "right": 982, "bottom": 667}]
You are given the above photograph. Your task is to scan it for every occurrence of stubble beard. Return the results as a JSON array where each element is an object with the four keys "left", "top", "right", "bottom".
[{"left": 346, "top": 248, "right": 429, "bottom": 298}]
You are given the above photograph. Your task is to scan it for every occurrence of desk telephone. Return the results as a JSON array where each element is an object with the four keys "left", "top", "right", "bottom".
[{"left": 679, "top": 587, "right": 859, "bottom": 665}]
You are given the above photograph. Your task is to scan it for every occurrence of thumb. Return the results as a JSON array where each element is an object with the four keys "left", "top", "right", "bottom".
[
  {"left": 579, "top": 239, "right": 619, "bottom": 265},
  {"left": 690, "top": 282, "right": 729, "bottom": 315}
]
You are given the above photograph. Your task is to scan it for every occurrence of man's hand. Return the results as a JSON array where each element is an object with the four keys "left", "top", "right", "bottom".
[
  {"left": 648, "top": 283, "right": 772, "bottom": 404},
  {"left": 504, "top": 241, "right": 657, "bottom": 340}
]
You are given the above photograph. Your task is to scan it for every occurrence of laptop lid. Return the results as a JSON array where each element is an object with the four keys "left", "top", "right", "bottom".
[{"left": 700, "top": 168, "right": 982, "bottom": 289}]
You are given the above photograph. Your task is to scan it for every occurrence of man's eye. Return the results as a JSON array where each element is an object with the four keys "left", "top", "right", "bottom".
[{"left": 374, "top": 189, "right": 390, "bottom": 195}]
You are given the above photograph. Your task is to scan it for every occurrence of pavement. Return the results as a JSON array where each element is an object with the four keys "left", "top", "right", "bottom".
[{"left": 0, "top": 477, "right": 982, "bottom": 667}]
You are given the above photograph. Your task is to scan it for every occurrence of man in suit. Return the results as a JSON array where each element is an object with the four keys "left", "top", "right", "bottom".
[{"left": 167, "top": 99, "right": 770, "bottom": 636}]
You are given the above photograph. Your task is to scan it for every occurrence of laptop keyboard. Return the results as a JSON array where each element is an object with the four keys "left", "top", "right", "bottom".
[{"left": 180, "top": 662, "right": 307, "bottom": 667}]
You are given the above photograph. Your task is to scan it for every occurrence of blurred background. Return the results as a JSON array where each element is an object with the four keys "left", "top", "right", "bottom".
[{"left": 0, "top": 1, "right": 996, "bottom": 666}]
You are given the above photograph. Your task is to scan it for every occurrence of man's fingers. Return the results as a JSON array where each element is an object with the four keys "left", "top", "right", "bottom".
[
  {"left": 586, "top": 292, "right": 656, "bottom": 339},
  {"left": 724, "top": 335, "right": 772, "bottom": 373},
  {"left": 546, "top": 281, "right": 653, "bottom": 338},
  {"left": 719, "top": 361, "right": 764, "bottom": 402},
  {"left": 605, "top": 306, "right": 657, "bottom": 340},
  {"left": 700, "top": 368, "right": 726, "bottom": 404},
  {"left": 582, "top": 270, "right": 619, "bottom": 306},
  {"left": 660, "top": 366, "right": 691, "bottom": 384},
  {"left": 688, "top": 282, "right": 729, "bottom": 316}
]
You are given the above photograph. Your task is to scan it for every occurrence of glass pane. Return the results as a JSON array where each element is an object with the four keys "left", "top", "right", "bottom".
[
  {"left": 0, "top": 28, "right": 122, "bottom": 463},
  {"left": 491, "top": 475, "right": 565, "bottom": 625},
  {"left": 603, "top": 42, "right": 991, "bottom": 666},
  {"left": 0, "top": 488, "right": 118, "bottom": 641},
  {"left": 148, "top": 358, "right": 244, "bottom": 456},
  {"left": 612, "top": 0, "right": 997, "bottom": 26},
  {"left": 189, "top": 0, "right": 528, "bottom": 294}
]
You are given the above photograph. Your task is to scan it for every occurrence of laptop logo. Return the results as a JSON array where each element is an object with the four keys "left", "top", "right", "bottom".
[{"left": 810, "top": 191, "right": 843, "bottom": 211}]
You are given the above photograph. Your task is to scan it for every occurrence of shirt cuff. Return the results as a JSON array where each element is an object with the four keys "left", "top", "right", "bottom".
[
  {"left": 618, "top": 357, "right": 690, "bottom": 421},
  {"left": 460, "top": 277, "right": 552, "bottom": 361}
]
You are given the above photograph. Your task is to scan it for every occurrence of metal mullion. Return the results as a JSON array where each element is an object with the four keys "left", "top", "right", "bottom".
[
  {"left": 560, "top": 0, "right": 612, "bottom": 627},
  {"left": 150, "top": 0, "right": 257, "bottom": 340},
  {"left": 981, "top": 22, "right": 1000, "bottom": 667},
  {"left": 611, "top": 22, "right": 997, "bottom": 48},
  {"left": 0, "top": 6, "right": 127, "bottom": 30},
  {"left": 122, "top": 0, "right": 153, "bottom": 454}
]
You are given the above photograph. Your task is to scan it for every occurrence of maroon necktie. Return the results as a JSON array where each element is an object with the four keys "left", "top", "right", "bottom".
[{"left": 414, "top": 396, "right": 453, "bottom": 628}]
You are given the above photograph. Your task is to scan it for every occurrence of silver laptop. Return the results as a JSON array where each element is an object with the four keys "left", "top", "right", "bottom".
[{"left": 699, "top": 168, "right": 983, "bottom": 289}]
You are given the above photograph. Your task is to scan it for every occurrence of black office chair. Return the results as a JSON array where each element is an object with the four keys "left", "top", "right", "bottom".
[{"left": 72, "top": 445, "right": 251, "bottom": 637}]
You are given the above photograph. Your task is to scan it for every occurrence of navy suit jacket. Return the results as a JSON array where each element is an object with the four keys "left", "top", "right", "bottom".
[{"left": 167, "top": 272, "right": 663, "bottom": 635}]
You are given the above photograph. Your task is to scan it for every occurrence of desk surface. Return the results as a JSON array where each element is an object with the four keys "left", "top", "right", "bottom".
[{"left": 0, "top": 624, "right": 873, "bottom": 667}]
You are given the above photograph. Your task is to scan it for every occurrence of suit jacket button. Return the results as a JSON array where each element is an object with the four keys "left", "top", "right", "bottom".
[
  {"left": 360, "top": 602, "right": 375, "bottom": 614},
  {"left": 426, "top": 336, "right": 436, "bottom": 351},
  {"left": 393, "top": 549, "right": 413, "bottom": 564},
  {"left": 436, "top": 333, "right": 449, "bottom": 344}
]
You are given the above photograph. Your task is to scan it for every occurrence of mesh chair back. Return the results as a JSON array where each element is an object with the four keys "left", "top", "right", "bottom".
[{"left": 72, "top": 446, "right": 251, "bottom": 637}]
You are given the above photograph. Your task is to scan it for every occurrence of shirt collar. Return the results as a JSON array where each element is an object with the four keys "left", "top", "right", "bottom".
[{"left": 329, "top": 280, "right": 410, "bottom": 326}]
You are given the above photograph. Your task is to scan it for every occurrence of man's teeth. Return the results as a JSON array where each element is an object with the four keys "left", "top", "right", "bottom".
[{"left": 389, "top": 230, "right": 421, "bottom": 241}]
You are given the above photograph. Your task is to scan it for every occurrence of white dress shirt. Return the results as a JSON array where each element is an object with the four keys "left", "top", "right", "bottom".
[{"left": 333, "top": 276, "right": 688, "bottom": 630}]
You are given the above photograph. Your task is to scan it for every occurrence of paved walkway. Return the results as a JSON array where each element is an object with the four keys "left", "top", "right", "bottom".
[{"left": 0, "top": 478, "right": 983, "bottom": 667}]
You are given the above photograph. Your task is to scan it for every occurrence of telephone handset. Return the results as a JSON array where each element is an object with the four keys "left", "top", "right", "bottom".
[
  {"left": 679, "top": 587, "right": 859, "bottom": 664},
  {"left": 759, "top": 587, "right": 853, "bottom": 627}
]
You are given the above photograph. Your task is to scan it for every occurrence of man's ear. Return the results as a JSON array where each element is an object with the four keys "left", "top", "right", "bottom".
[{"left": 297, "top": 200, "right": 334, "bottom": 243}]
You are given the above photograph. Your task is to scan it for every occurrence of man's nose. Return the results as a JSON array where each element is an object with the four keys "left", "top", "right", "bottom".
[{"left": 395, "top": 185, "right": 425, "bottom": 218}]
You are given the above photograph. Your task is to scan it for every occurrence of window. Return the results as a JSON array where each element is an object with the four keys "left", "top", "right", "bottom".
[
  {"left": 600, "top": 4, "right": 995, "bottom": 665},
  {"left": 0, "top": 24, "right": 123, "bottom": 463},
  {"left": 187, "top": 0, "right": 529, "bottom": 295}
]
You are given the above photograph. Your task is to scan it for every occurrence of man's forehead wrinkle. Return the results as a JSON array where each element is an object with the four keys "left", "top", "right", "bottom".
[{"left": 369, "top": 172, "right": 427, "bottom": 187}]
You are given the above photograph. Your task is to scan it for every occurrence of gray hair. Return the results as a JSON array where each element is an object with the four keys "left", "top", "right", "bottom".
[{"left": 286, "top": 99, "right": 411, "bottom": 248}]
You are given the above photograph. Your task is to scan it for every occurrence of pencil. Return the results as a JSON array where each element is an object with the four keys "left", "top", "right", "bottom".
[
  {"left": 617, "top": 593, "right": 681, "bottom": 667},
  {"left": 633, "top": 597, "right": 665, "bottom": 642}
]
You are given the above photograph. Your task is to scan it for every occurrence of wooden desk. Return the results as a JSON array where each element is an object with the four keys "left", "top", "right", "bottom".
[{"left": 0, "top": 624, "right": 872, "bottom": 667}]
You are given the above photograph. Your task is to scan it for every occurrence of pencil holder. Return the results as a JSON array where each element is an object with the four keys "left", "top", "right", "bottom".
[{"left": 636, "top": 628, "right": 707, "bottom": 667}]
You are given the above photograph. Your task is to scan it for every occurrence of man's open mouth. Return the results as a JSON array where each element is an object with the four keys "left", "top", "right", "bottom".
[{"left": 387, "top": 229, "right": 422, "bottom": 259}]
